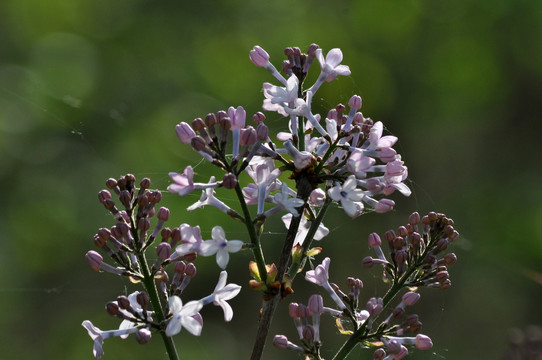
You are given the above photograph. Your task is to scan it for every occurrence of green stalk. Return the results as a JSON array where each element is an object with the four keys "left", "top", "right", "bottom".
[
  {"left": 332, "top": 244, "right": 434, "bottom": 360},
  {"left": 233, "top": 183, "right": 267, "bottom": 284},
  {"left": 137, "top": 253, "right": 179, "bottom": 360}
]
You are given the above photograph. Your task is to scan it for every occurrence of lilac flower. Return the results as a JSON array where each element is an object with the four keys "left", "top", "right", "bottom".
[
  {"left": 245, "top": 159, "right": 281, "bottom": 214},
  {"left": 175, "top": 122, "right": 196, "bottom": 144},
  {"left": 167, "top": 166, "right": 194, "bottom": 196},
  {"left": 283, "top": 140, "right": 315, "bottom": 170},
  {"left": 267, "top": 182, "right": 305, "bottom": 217},
  {"left": 328, "top": 175, "right": 364, "bottom": 217},
  {"left": 82, "top": 320, "right": 139, "bottom": 359},
  {"left": 282, "top": 213, "right": 329, "bottom": 247},
  {"left": 249, "top": 46, "right": 270, "bottom": 67},
  {"left": 165, "top": 296, "right": 204, "bottom": 337},
  {"left": 367, "top": 121, "right": 398, "bottom": 151},
  {"left": 305, "top": 257, "right": 346, "bottom": 310},
  {"left": 262, "top": 75, "right": 299, "bottom": 117},
  {"left": 347, "top": 149, "right": 376, "bottom": 179},
  {"left": 316, "top": 48, "right": 351, "bottom": 82},
  {"left": 199, "top": 226, "right": 243, "bottom": 269},
  {"left": 172, "top": 224, "right": 203, "bottom": 257},
  {"left": 187, "top": 176, "right": 232, "bottom": 213},
  {"left": 199, "top": 270, "right": 242, "bottom": 321},
  {"left": 228, "top": 106, "right": 246, "bottom": 157}
]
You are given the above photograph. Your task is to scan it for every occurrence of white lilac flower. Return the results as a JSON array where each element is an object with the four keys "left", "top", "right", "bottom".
[
  {"left": 325, "top": 118, "right": 338, "bottom": 141},
  {"left": 282, "top": 213, "right": 329, "bottom": 247},
  {"left": 165, "top": 296, "right": 204, "bottom": 337},
  {"left": 82, "top": 320, "right": 139, "bottom": 359},
  {"left": 268, "top": 182, "right": 305, "bottom": 217},
  {"left": 172, "top": 224, "right": 203, "bottom": 257},
  {"left": 328, "top": 175, "right": 364, "bottom": 217},
  {"left": 168, "top": 166, "right": 195, "bottom": 196},
  {"left": 199, "top": 270, "right": 242, "bottom": 322},
  {"left": 262, "top": 75, "right": 299, "bottom": 117},
  {"left": 199, "top": 226, "right": 243, "bottom": 269},
  {"left": 187, "top": 176, "right": 232, "bottom": 213},
  {"left": 315, "top": 48, "right": 351, "bottom": 82}
]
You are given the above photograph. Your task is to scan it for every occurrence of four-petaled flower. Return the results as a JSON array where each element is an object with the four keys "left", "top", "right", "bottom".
[
  {"left": 315, "top": 48, "right": 351, "bottom": 82},
  {"left": 328, "top": 175, "right": 364, "bottom": 217},
  {"left": 199, "top": 270, "right": 242, "bottom": 322},
  {"left": 168, "top": 166, "right": 194, "bottom": 196},
  {"left": 165, "top": 296, "right": 204, "bottom": 337},
  {"left": 199, "top": 226, "right": 243, "bottom": 269}
]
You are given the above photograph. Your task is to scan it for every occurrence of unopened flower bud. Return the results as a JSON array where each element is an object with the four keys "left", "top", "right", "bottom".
[
  {"left": 157, "top": 207, "right": 170, "bottom": 221},
  {"left": 302, "top": 325, "right": 315, "bottom": 341},
  {"left": 185, "top": 263, "right": 197, "bottom": 277},
  {"left": 105, "top": 178, "right": 118, "bottom": 189},
  {"left": 444, "top": 253, "right": 457, "bottom": 265},
  {"left": 156, "top": 242, "right": 172, "bottom": 260},
  {"left": 309, "top": 188, "right": 325, "bottom": 206},
  {"left": 85, "top": 251, "right": 103, "bottom": 272},
  {"left": 190, "top": 136, "right": 207, "bottom": 151},
  {"left": 192, "top": 117, "right": 205, "bottom": 131},
  {"left": 137, "top": 218, "right": 150, "bottom": 232},
  {"left": 307, "top": 294, "right": 324, "bottom": 315},
  {"left": 256, "top": 123, "right": 268, "bottom": 141},
  {"left": 98, "top": 190, "right": 112, "bottom": 203},
  {"left": 415, "top": 334, "right": 433, "bottom": 350},
  {"left": 348, "top": 95, "right": 362, "bottom": 110},
  {"left": 384, "top": 230, "right": 396, "bottom": 242},
  {"left": 136, "top": 291, "right": 150, "bottom": 308},
  {"left": 273, "top": 335, "right": 289, "bottom": 349},
  {"left": 374, "top": 348, "right": 387, "bottom": 360},
  {"left": 219, "top": 117, "right": 232, "bottom": 130},
  {"left": 362, "top": 256, "right": 374, "bottom": 268},
  {"left": 136, "top": 328, "right": 152, "bottom": 345},
  {"left": 222, "top": 173, "right": 237, "bottom": 189},
  {"left": 402, "top": 291, "right": 420, "bottom": 306},
  {"left": 368, "top": 233, "right": 382, "bottom": 248},
  {"left": 240, "top": 126, "right": 257, "bottom": 146},
  {"left": 116, "top": 295, "right": 131, "bottom": 310},
  {"left": 139, "top": 177, "right": 151, "bottom": 189},
  {"left": 105, "top": 301, "right": 119, "bottom": 316},
  {"left": 175, "top": 122, "right": 196, "bottom": 144},
  {"left": 253, "top": 112, "right": 266, "bottom": 124},
  {"left": 249, "top": 45, "right": 270, "bottom": 67},
  {"left": 288, "top": 303, "right": 299, "bottom": 318},
  {"left": 375, "top": 198, "right": 395, "bottom": 213}
]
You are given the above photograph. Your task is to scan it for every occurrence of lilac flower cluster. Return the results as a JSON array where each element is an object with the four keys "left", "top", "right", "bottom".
[
  {"left": 82, "top": 44, "right": 461, "bottom": 360},
  {"left": 83, "top": 174, "right": 241, "bottom": 359},
  {"left": 273, "top": 212, "right": 458, "bottom": 359}
]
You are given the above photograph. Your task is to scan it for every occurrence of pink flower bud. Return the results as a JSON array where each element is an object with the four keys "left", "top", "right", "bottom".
[
  {"left": 368, "top": 232, "right": 382, "bottom": 248},
  {"left": 191, "top": 117, "right": 205, "bottom": 131},
  {"left": 253, "top": 112, "right": 266, "bottom": 124},
  {"left": 185, "top": 263, "right": 197, "bottom": 277},
  {"left": 222, "top": 173, "right": 238, "bottom": 189},
  {"left": 273, "top": 335, "right": 289, "bottom": 349},
  {"left": 240, "top": 126, "right": 257, "bottom": 146},
  {"left": 190, "top": 136, "right": 206, "bottom": 151},
  {"left": 402, "top": 291, "right": 420, "bottom": 306},
  {"left": 175, "top": 122, "right": 196, "bottom": 144},
  {"left": 302, "top": 325, "right": 315, "bottom": 341},
  {"left": 256, "top": 123, "right": 269, "bottom": 141},
  {"left": 105, "top": 178, "right": 117, "bottom": 189},
  {"left": 174, "top": 261, "right": 186, "bottom": 274},
  {"left": 157, "top": 207, "right": 170, "bottom": 221},
  {"left": 307, "top": 294, "right": 324, "bottom": 315},
  {"left": 415, "top": 334, "right": 433, "bottom": 350},
  {"left": 85, "top": 251, "right": 103, "bottom": 272},
  {"left": 249, "top": 45, "right": 270, "bottom": 67},
  {"left": 205, "top": 113, "right": 217, "bottom": 127},
  {"left": 309, "top": 188, "right": 325, "bottom": 206},
  {"left": 348, "top": 95, "right": 362, "bottom": 110},
  {"left": 136, "top": 291, "right": 150, "bottom": 308},
  {"left": 98, "top": 190, "right": 111, "bottom": 203},
  {"left": 156, "top": 242, "right": 172, "bottom": 260},
  {"left": 136, "top": 328, "right": 152, "bottom": 344},
  {"left": 288, "top": 303, "right": 299, "bottom": 318},
  {"left": 375, "top": 199, "right": 395, "bottom": 213}
]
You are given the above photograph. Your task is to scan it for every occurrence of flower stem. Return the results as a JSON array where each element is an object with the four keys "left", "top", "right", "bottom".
[{"left": 137, "top": 253, "right": 179, "bottom": 360}]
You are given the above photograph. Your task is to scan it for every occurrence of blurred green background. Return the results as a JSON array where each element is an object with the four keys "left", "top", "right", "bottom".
[{"left": 1, "top": 0, "right": 541, "bottom": 359}]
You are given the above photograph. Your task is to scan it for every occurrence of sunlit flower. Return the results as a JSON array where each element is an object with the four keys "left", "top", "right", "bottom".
[
  {"left": 199, "top": 226, "right": 243, "bottom": 269},
  {"left": 165, "top": 296, "right": 203, "bottom": 337},
  {"left": 199, "top": 271, "right": 242, "bottom": 321},
  {"left": 328, "top": 175, "right": 364, "bottom": 217}
]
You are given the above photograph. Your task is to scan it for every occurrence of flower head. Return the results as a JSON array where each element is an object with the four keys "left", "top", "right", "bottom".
[
  {"left": 199, "top": 270, "right": 242, "bottom": 322},
  {"left": 165, "top": 296, "right": 204, "bottom": 337},
  {"left": 199, "top": 226, "right": 243, "bottom": 269}
]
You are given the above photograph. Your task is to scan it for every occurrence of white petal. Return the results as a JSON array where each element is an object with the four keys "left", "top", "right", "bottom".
[
  {"left": 198, "top": 240, "right": 218, "bottom": 256},
  {"left": 226, "top": 240, "right": 243, "bottom": 253},
  {"left": 328, "top": 186, "right": 343, "bottom": 201},
  {"left": 211, "top": 226, "right": 226, "bottom": 242},
  {"left": 341, "top": 199, "right": 358, "bottom": 217},
  {"left": 165, "top": 315, "right": 183, "bottom": 336},
  {"left": 214, "top": 271, "right": 227, "bottom": 292},
  {"left": 168, "top": 296, "right": 183, "bottom": 314},
  {"left": 180, "top": 315, "right": 203, "bottom": 336},
  {"left": 217, "top": 299, "right": 234, "bottom": 322},
  {"left": 216, "top": 249, "right": 230, "bottom": 269}
]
